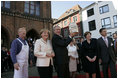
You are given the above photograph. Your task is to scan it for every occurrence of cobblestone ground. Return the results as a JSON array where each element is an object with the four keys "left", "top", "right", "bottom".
[
  {"left": 1, "top": 66, "right": 85, "bottom": 78},
  {"left": 1, "top": 63, "right": 116, "bottom": 78}
]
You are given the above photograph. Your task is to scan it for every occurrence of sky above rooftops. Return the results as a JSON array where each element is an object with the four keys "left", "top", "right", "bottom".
[{"left": 51, "top": 1, "right": 94, "bottom": 19}]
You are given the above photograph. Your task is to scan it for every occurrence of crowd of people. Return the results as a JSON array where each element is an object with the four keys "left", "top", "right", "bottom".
[
  {"left": 2, "top": 26, "right": 117, "bottom": 78},
  {"left": 1, "top": 46, "right": 13, "bottom": 73}
]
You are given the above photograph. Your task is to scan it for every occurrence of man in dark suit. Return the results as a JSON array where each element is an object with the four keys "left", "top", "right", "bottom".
[
  {"left": 77, "top": 37, "right": 84, "bottom": 72},
  {"left": 52, "top": 26, "right": 76, "bottom": 78},
  {"left": 97, "top": 28, "right": 117, "bottom": 78},
  {"left": 113, "top": 33, "right": 117, "bottom": 57},
  {"left": 77, "top": 37, "right": 84, "bottom": 55}
]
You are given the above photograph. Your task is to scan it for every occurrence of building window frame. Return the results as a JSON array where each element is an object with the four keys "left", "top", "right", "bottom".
[
  {"left": 88, "top": 20, "right": 96, "bottom": 31},
  {"left": 87, "top": 8, "right": 94, "bottom": 17},
  {"left": 69, "top": 17, "right": 71, "bottom": 23},
  {"left": 73, "top": 16, "right": 77, "bottom": 23},
  {"left": 99, "top": 4, "right": 109, "bottom": 14},
  {"left": 64, "top": 20, "right": 67, "bottom": 26},
  {"left": 113, "top": 15, "right": 117, "bottom": 27},
  {"left": 30, "top": 1, "right": 35, "bottom": 15},
  {"left": 61, "top": 21, "right": 63, "bottom": 26},
  {"left": 101, "top": 17, "right": 111, "bottom": 28},
  {"left": 1, "top": 1, "right": 10, "bottom": 9},
  {"left": 1, "top": 1, "right": 3, "bottom": 7},
  {"left": 35, "top": 2, "right": 40, "bottom": 16},
  {"left": 24, "top": 1, "right": 30, "bottom": 13},
  {"left": 24, "top": 1, "right": 40, "bottom": 16}
]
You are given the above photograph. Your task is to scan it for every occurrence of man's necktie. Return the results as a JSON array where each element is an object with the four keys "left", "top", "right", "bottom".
[{"left": 104, "top": 37, "right": 108, "bottom": 47}]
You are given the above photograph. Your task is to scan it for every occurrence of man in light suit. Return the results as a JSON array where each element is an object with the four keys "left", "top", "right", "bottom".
[{"left": 97, "top": 28, "right": 117, "bottom": 78}]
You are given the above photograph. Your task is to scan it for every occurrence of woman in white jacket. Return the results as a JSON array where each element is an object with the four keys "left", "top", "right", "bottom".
[
  {"left": 67, "top": 39, "right": 78, "bottom": 78},
  {"left": 34, "top": 29, "right": 55, "bottom": 78}
]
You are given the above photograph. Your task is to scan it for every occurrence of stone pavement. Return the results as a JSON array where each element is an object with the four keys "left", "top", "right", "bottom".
[
  {"left": 1, "top": 66, "right": 85, "bottom": 78},
  {"left": 1, "top": 66, "right": 39, "bottom": 78}
]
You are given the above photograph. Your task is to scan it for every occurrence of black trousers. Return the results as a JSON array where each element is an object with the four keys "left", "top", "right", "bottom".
[
  {"left": 37, "top": 65, "right": 53, "bottom": 78},
  {"left": 102, "top": 59, "right": 117, "bottom": 78},
  {"left": 56, "top": 63, "right": 70, "bottom": 78}
]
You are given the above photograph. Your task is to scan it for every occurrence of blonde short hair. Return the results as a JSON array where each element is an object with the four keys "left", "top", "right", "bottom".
[
  {"left": 39, "top": 29, "right": 50, "bottom": 37},
  {"left": 18, "top": 27, "right": 26, "bottom": 34}
]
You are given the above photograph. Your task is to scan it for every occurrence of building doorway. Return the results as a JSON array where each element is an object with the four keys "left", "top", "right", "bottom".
[{"left": 1, "top": 26, "right": 10, "bottom": 49}]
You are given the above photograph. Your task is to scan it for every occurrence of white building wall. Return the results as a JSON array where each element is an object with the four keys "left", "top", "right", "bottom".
[{"left": 82, "top": 1, "right": 117, "bottom": 39}]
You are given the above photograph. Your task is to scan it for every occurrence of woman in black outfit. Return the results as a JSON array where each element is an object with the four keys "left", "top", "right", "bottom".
[{"left": 82, "top": 31, "right": 97, "bottom": 78}]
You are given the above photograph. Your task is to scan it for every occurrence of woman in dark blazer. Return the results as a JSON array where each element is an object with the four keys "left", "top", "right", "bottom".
[{"left": 82, "top": 31, "right": 97, "bottom": 78}]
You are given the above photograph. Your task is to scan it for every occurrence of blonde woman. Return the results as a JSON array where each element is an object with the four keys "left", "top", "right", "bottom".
[{"left": 34, "top": 29, "right": 55, "bottom": 78}]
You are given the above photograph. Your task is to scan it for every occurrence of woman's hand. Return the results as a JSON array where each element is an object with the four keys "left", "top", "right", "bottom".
[
  {"left": 34, "top": 54, "right": 43, "bottom": 57},
  {"left": 92, "top": 56, "right": 96, "bottom": 62},
  {"left": 46, "top": 53, "right": 55, "bottom": 57},
  {"left": 86, "top": 56, "right": 94, "bottom": 62},
  {"left": 70, "top": 56, "right": 76, "bottom": 60},
  {"left": 91, "top": 59, "right": 95, "bottom": 62},
  {"left": 86, "top": 56, "right": 96, "bottom": 62},
  {"left": 51, "top": 53, "right": 55, "bottom": 57},
  {"left": 46, "top": 53, "right": 52, "bottom": 57},
  {"left": 88, "top": 58, "right": 93, "bottom": 62},
  {"left": 86, "top": 56, "right": 91, "bottom": 61}
]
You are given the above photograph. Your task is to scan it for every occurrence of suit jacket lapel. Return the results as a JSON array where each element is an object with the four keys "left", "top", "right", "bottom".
[
  {"left": 55, "top": 34, "right": 63, "bottom": 40},
  {"left": 100, "top": 37, "right": 108, "bottom": 48},
  {"left": 107, "top": 37, "right": 110, "bottom": 47}
]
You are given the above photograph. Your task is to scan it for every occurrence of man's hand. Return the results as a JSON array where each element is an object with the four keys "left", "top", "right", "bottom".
[
  {"left": 30, "top": 60, "right": 33, "bottom": 67},
  {"left": 99, "top": 59, "right": 102, "bottom": 64},
  {"left": 14, "top": 63, "right": 20, "bottom": 70}
]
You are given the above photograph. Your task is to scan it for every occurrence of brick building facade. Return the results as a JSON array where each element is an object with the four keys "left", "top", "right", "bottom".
[{"left": 1, "top": 1, "right": 53, "bottom": 49}]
